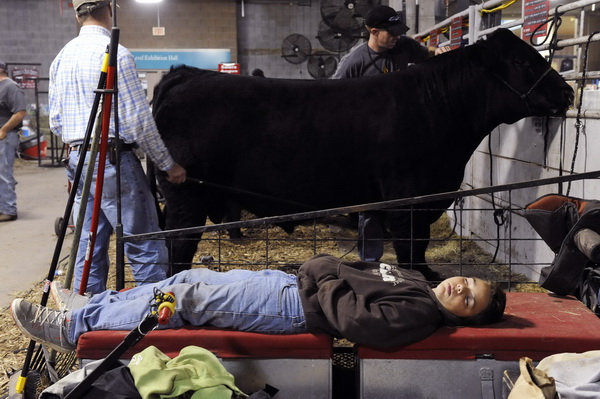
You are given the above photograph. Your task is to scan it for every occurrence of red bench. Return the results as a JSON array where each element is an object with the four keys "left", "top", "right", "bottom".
[{"left": 357, "top": 292, "right": 600, "bottom": 398}]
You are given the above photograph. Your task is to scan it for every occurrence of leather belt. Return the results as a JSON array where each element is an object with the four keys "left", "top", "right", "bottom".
[{"left": 70, "top": 140, "right": 134, "bottom": 152}]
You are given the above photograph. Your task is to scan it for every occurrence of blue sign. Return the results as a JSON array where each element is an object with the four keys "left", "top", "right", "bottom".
[{"left": 131, "top": 49, "right": 231, "bottom": 70}]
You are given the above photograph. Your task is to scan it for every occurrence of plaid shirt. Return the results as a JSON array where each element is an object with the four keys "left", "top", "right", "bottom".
[{"left": 49, "top": 25, "right": 174, "bottom": 171}]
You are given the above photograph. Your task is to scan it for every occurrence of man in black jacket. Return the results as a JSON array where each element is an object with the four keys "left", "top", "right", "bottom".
[{"left": 11, "top": 254, "right": 506, "bottom": 352}]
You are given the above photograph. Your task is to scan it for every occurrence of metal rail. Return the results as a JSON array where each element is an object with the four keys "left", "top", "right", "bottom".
[
  {"left": 414, "top": 0, "right": 600, "bottom": 119},
  {"left": 415, "top": 0, "right": 600, "bottom": 42},
  {"left": 125, "top": 170, "right": 600, "bottom": 241}
]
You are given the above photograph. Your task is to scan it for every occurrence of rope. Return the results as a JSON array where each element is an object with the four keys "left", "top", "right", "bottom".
[
  {"left": 567, "top": 31, "right": 600, "bottom": 196},
  {"left": 480, "top": 0, "right": 517, "bottom": 14},
  {"left": 542, "top": 116, "right": 549, "bottom": 169},
  {"left": 529, "top": 6, "right": 564, "bottom": 64},
  {"left": 487, "top": 129, "right": 505, "bottom": 264}
]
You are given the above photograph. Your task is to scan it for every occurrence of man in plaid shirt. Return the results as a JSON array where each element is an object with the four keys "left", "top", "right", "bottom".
[{"left": 49, "top": 0, "right": 187, "bottom": 294}]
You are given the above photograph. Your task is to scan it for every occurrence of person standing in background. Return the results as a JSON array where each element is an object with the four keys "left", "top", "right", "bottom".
[
  {"left": 0, "top": 60, "right": 26, "bottom": 222},
  {"left": 332, "top": 5, "right": 450, "bottom": 268}
]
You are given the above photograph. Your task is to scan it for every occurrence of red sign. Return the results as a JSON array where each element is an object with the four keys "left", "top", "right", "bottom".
[
  {"left": 450, "top": 17, "right": 463, "bottom": 50},
  {"left": 430, "top": 30, "right": 439, "bottom": 48},
  {"left": 218, "top": 63, "right": 241, "bottom": 74},
  {"left": 12, "top": 67, "right": 39, "bottom": 89},
  {"left": 523, "top": 0, "right": 549, "bottom": 41}
]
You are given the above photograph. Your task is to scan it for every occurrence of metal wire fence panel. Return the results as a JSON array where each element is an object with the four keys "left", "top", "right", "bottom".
[{"left": 118, "top": 171, "right": 600, "bottom": 292}]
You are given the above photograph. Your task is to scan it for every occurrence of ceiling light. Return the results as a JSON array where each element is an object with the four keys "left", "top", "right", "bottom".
[{"left": 135, "top": 0, "right": 163, "bottom": 3}]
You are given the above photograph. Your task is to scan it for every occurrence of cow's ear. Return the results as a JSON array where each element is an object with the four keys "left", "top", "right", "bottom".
[
  {"left": 471, "top": 35, "right": 500, "bottom": 71},
  {"left": 482, "top": 28, "right": 516, "bottom": 55},
  {"left": 474, "top": 28, "right": 518, "bottom": 71}
]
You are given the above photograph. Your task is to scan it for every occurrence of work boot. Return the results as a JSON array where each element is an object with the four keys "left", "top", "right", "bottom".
[
  {"left": 51, "top": 280, "right": 90, "bottom": 311},
  {"left": 10, "top": 299, "right": 75, "bottom": 353}
]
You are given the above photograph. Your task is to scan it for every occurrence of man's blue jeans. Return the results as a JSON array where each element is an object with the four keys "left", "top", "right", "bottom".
[
  {"left": 67, "top": 150, "right": 168, "bottom": 294},
  {"left": 69, "top": 268, "right": 307, "bottom": 344},
  {"left": 358, "top": 211, "right": 384, "bottom": 262},
  {"left": 0, "top": 131, "right": 19, "bottom": 215}
]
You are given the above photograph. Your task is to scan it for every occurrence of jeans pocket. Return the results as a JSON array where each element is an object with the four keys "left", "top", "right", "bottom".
[{"left": 278, "top": 282, "right": 306, "bottom": 333}]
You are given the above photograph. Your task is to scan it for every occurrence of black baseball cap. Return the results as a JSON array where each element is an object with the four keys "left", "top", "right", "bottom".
[{"left": 365, "top": 6, "right": 410, "bottom": 36}]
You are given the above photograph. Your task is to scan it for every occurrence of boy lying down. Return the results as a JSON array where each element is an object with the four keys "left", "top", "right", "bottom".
[{"left": 11, "top": 254, "right": 506, "bottom": 352}]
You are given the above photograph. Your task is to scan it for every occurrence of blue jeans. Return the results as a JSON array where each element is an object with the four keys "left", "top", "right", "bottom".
[
  {"left": 0, "top": 131, "right": 19, "bottom": 215},
  {"left": 358, "top": 211, "right": 384, "bottom": 262},
  {"left": 67, "top": 150, "right": 167, "bottom": 294},
  {"left": 69, "top": 268, "right": 307, "bottom": 344}
]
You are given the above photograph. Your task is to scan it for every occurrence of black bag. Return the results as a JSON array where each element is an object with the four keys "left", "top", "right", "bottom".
[
  {"left": 578, "top": 267, "right": 600, "bottom": 317},
  {"left": 522, "top": 194, "right": 600, "bottom": 296},
  {"left": 41, "top": 362, "right": 141, "bottom": 399}
]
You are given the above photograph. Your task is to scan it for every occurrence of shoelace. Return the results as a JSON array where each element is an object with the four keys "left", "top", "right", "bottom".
[{"left": 33, "top": 303, "right": 67, "bottom": 328}]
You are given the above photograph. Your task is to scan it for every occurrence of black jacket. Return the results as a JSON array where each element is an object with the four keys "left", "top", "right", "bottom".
[{"left": 297, "top": 254, "right": 446, "bottom": 348}]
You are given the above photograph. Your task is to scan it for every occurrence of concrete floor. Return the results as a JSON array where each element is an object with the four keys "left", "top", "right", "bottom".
[{"left": 0, "top": 159, "right": 72, "bottom": 308}]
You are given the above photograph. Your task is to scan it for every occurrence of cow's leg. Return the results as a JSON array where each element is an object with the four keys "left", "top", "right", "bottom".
[
  {"left": 160, "top": 181, "right": 209, "bottom": 276},
  {"left": 162, "top": 203, "right": 207, "bottom": 276},
  {"left": 224, "top": 200, "right": 243, "bottom": 241},
  {"left": 389, "top": 210, "right": 441, "bottom": 281}
]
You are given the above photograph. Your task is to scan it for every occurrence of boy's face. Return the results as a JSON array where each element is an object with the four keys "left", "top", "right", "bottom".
[{"left": 432, "top": 277, "right": 492, "bottom": 318}]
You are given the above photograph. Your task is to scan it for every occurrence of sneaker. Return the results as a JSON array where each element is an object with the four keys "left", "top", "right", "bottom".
[
  {"left": 51, "top": 280, "right": 90, "bottom": 311},
  {"left": 10, "top": 299, "right": 76, "bottom": 353},
  {"left": 0, "top": 213, "right": 17, "bottom": 222}
]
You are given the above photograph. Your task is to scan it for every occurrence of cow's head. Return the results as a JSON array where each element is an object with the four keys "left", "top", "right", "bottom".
[{"left": 477, "top": 28, "right": 573, "bottom": 118}]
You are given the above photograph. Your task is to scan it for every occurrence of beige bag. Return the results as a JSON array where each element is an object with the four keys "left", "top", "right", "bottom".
[{"left": 507, "top": 357, "right": 557, "bottom": 399}]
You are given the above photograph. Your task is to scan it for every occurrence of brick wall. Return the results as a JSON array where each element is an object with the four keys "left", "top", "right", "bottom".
[
  {"left": 0, "top": 0, "right": 384, "bottom": 85},
  {"left": 118, "top": 0, "right": 237, "bottom": 59},
  {"left": 0, "top": 0, "right": 77, "bottom": 75},
  {"left": 237, "top": 1, "right": 330, "bottom": 79},
  {"left": 0, "top": 0, "right": 77, "bottom": 104}
]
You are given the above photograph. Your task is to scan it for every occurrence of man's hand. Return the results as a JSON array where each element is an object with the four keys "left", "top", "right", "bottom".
[
  {"left": 0, "top": 127, "right": 7, "bottom": 140},
  {"left": 166, "top": 163, "right": 187, "bottom": 184},
  {"left": 434, "top": 46, "right": 451, "bottom": 56}
]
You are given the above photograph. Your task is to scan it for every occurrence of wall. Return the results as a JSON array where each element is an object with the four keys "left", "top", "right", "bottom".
[
  {"left": 0, "top": 0, "right": 77, "bottom": 73},
  {"left": 0, "top": 0, "right": 238, "bottom": 110},
  {"left": 0, "top": 0, "right": 78, "bottom": 105},
  {"left": 237, "top": 1, "right": 322, "bottom": 78},
  {"left": 0, "top": 0, "right": 237, "bottom": 77},
  {"left": 118, "top": 0, "right": 237, "bottom": 57},
  {"left": 3, "top": 1, "right": 449, "bottom": 83},
  {"left": 459, "top": 113, "right": 600, "bottom": 281}
]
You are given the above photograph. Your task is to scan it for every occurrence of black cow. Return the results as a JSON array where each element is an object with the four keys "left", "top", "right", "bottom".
[{"left": 152, "top": 29, "right": 573, "bottom": 277}]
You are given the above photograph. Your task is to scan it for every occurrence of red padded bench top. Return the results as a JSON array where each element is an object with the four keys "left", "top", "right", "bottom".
[
  {"left": 359, "top": 292, "right": 600, "bottom": 361},
  {"left": 77, "top": 327, "right": 333, "bottom": 360}
]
